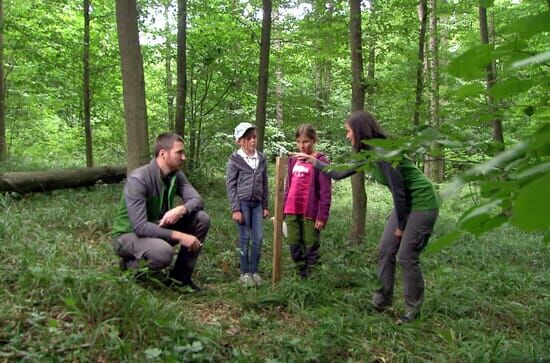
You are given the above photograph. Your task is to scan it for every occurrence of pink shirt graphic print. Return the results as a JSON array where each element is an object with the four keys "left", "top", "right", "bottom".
[{"left": 284, "top": 160, "right": 313, "bottom": 215}]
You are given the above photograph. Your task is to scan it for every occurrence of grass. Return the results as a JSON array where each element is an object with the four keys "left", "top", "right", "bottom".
[{"left": 0, "top": 176, "right": 548, "bottom": 362}]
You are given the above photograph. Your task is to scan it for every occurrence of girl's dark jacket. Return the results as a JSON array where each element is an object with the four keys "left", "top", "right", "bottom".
[{"left": 226, "top": 151, "right": 269, "bottom": 212}]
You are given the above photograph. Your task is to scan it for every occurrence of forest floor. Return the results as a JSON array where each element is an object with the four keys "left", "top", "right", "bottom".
[{"left": 1, "top": 175, "right": 548, "bottom": 362}]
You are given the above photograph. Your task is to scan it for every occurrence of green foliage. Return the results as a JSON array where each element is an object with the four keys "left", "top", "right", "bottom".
[
  {"left": 448, "top": 44, "right": 494, "bottom": 81},
  {"left": 428, "top": 4, "right": 550, "bottom": 251},
  {"left": 1, "top": 0, "right": 548, "bottom": 259}
]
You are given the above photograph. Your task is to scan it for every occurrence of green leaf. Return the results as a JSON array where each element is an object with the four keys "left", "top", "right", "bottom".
[
  {"left": 63, "top": 297, "right": 76, "bottom": 307},
  {"left": 496, "top": 38, "right": 529, "bottom": 53},
  {"left": 441, "top": 141, "right": 529, "bottom": 200},
  {"left": 479, "top": 180, "right": 517, "bottom": 199},
  {"left": 447, "top": 44, "right": 493, "bottom": 81},
  {"left": 544, "top": 231, "right": 550, "bottom": 246},
  {"left": 528, "top": 123, "right": 550, "bottom": 155},
  {"left": 511, "top": 173, "right": 550, "bottom": 231},
  {"left": 459, "top": 200, "right": 507, "bottom": 235},
  {"left": 452, "top": 83, "right": 484, "bottom": 98},
  {"left": 417, "top": 126, "right": 442, "bottom": 140},
  {"left": 501, "top": 12, "right": 550, "bottom": 39},
  {"left": 425, "top": 230, "right": 463, "bottom": 254},
  {"left": 145, "top": 348, "right": 162, "bottom": 359},
  {"left": 437, "top": 139, "right": 463, "bottom": 149},
  {"left": 512, "top": 51, "right": 550, "bottom": 69},
  {"left": 488, "top": 77, "right": 534, "bottom": 100},
  {"left": 515, "top": 162, "right": 550, "bottom": 184}
]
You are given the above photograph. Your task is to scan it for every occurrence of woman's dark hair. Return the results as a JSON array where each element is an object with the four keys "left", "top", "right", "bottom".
[
  {"left": 346, "top": 111, "right": 387, "bottom": 151},
  {"left": 295, "top": 123, "right": 317, "bottom": 142}
]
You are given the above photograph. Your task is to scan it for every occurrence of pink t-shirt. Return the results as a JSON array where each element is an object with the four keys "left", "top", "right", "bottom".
[{"left": 284, "top": 160, "right": 314, "bottom": 215}]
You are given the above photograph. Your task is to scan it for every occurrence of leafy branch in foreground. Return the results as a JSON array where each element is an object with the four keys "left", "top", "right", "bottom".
[
  {"left": 426, "top": 8, "right": 550, "bottom": 251},
  {"left": 427, "top": 123, "right": 550, "bottom": 253}
]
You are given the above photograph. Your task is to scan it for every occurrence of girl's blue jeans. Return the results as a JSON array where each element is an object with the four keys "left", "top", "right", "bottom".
[{"left": 237, "top": 200, "right": 263, "bottom": 274}]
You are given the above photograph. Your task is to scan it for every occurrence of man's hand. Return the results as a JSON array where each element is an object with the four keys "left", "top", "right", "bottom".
[
  {"left": 174, "top": 231, "right": 201, "bottom": 252},
  {"left": 263, "top": 209, "right": 270, "bottom": 218},
  {"left": 232, "top": 211, "right": 244, "bottom": 224},
  {"left": 159, "top": 205, "right": 187, "bottom": 227}
]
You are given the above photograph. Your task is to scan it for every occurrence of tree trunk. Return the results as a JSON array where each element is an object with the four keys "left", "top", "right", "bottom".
[
  {"left": 479, "top": 5, "right": 504, "bottom": 152},
  {"left": 115, "top": 0, "right": 150, "bottom": 173},
  {"left": 365, "top": 0, "right": 375, "bottom": 109},
  {"left": 350, "top": 0, "right": 365, "bottom": 112},
  {"left": 412, "top": 0, "right": 427, "bottom": 134},
  {"left": 164, "top": 0, "right": 175, "bottom": 131},
  {"left": 273, "top": 8, "right": 283, "bottom": 126},
  {"left": 0, "top": 0, "right": 5, "bottom": 162},
  {"left": 255, "top": 0, "right": 272, "bottom": 152},
  {"left": 349, "top": 0, "right": 367, "bottom": 244},
  {"left": 274, "top": 50, "right": 284, "bottom": 126},
  {"left": 424, "top": 0, "right": 444, "bottom": 182},
  {"left": 0, "top": 166, "right": 127, "bottom": 194},
  {"left": 83, "top": 0, "right": 93, "bottom": 167},
  {"left": 175, "top": 0, "right": 187, "bottom": 137}
]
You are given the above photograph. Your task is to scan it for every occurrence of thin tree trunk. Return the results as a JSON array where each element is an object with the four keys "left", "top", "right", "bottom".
[
  {"left": 412, "top": 0, "right": 427, "bottom": 134},
  {"left": 424, "top": 0, "right": 444, "bottom": 182},
  {"left": 0, "top": 0, "right": 6, "bottom": 161},
  {"left": 349, "top": 0, "right": 367, "bottom": 244},
  {"left": 83, "top": 0, "right": 93, "bottom": 167},
  {"left": 115, "top": 0, "right": 150, "bottom": 173},
  {"left": 164, "top": 0, "right": 175, "bottom": 131},
  {"left": 274, "top": 54, "right": 283, "bottom": 126},
  {"left": 350, "top": 0, "right": 365, "bottom": 112},
  {"left": 365, "top": 0, "right": 375, "bottom": 109},
  {"left": 175, "top": 0, "right": 187, "bottom": 137},
  {"left": 480, "top": 6, "right": 504, "bottom": 151},
  {"left": 255, "top": 0, "right": 272, "bottom": 152},
  {"left": 273, "top": 8, "right": 283, "bottom": 126}
]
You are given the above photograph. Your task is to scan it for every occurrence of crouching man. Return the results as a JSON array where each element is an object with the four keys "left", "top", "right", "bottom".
[{"left": 111, "top": 132, "right": 210, "bottom": 290}]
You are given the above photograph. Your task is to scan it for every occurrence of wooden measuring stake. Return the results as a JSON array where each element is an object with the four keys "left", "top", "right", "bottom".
[{"left": 272, "top": 155, "right": 287, "bottom": 287}]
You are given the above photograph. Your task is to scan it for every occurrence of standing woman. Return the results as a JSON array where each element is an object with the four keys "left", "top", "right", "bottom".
[{"left": 293, "top": 111, "right": 439, "bottom": 323}]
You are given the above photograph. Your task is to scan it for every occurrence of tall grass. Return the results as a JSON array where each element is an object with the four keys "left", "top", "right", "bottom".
[{"left": 0, "top": 177, "right": 548, "bottom": 362}]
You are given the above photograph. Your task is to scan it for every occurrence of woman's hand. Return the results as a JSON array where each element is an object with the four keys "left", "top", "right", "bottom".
[
  {"left": 394, "top": 228, "right": 403, "bottom": 240},
  {"left": 291, "top": 152, "right": 316, "bottom": 165}
]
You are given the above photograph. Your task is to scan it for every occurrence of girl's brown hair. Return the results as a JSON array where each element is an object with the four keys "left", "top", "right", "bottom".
[{"left": 295, "top": 123, "right": 317, "bottom": 142}]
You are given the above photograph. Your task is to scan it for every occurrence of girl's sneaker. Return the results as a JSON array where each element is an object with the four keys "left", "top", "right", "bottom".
[
  {"left": 251, "top": 273, "right": 262, "bottom": 286},
  {"left": 239, "top": 273, "right": 254, "bottom": 287}
]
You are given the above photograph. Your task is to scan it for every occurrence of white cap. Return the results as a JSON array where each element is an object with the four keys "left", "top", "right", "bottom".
[{"left": 234, "top": 122, "right": 257, "bottom": 141}]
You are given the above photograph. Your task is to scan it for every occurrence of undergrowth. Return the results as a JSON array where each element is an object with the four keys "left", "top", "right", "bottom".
[{"left": 0, "top": 177, "right": 548, "bottom": 362}]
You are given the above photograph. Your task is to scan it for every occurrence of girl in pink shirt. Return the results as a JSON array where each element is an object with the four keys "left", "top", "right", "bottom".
[{"left": 284, "top": 124, "right": 332, "bottom": 278}]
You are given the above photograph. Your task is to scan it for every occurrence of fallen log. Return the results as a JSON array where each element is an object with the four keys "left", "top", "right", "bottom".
[{"left": 0, "top": 166, "right": 126, "bottom": 194}]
